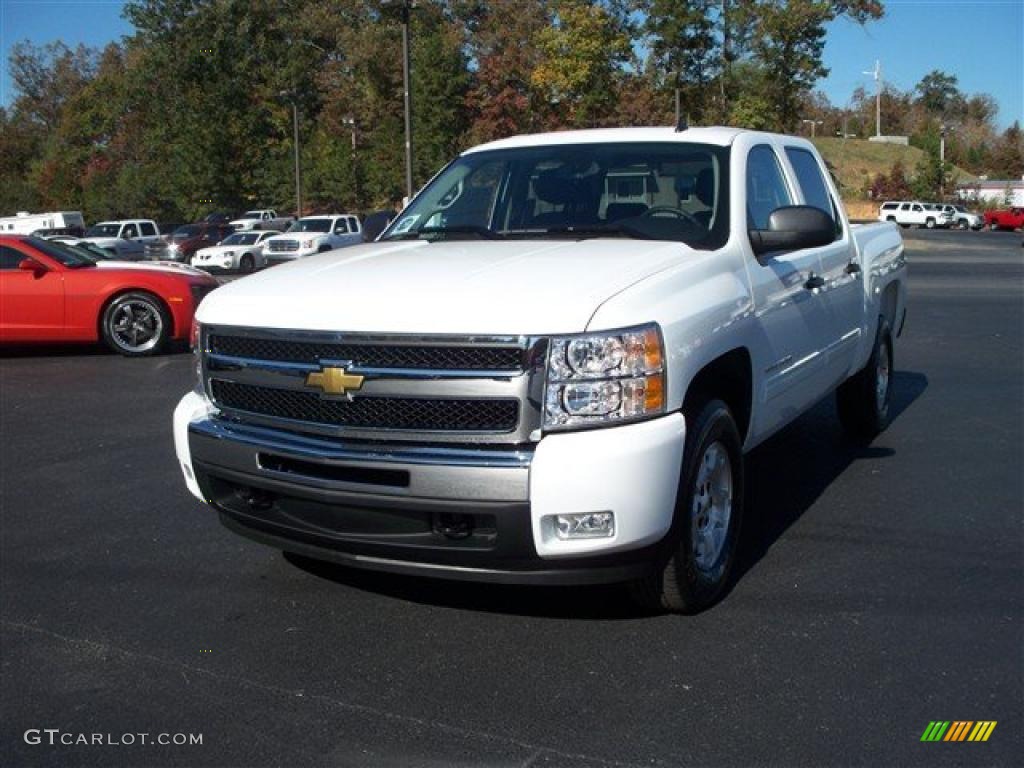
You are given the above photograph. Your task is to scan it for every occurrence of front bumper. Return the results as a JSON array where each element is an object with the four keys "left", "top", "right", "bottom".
[{"left": 173, "top": 392, "right": 685, "bottom": 584}]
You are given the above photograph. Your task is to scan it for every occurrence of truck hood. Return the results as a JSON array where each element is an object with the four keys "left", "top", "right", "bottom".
[{"left": 197, "top": 238, "right": 692, "bottom": 335}]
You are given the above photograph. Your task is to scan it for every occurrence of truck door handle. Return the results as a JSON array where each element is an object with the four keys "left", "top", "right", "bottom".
[
  {"left": 804, "top": 274, "right": 825, "bottom": 290},
  {"left": 845, "top": 261, "right": 862, "bottom": 275}
]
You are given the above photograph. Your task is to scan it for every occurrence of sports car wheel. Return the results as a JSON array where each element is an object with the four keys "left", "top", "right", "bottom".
[{"left": 101, "top": 291, "right": 170, "bottom": 356}]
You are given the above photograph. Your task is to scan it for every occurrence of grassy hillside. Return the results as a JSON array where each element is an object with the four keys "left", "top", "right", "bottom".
[{"left": 811, "top": 137, "right": 974, "bottom": 201}]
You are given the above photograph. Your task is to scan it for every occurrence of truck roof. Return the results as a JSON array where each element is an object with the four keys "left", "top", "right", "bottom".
[{"left": 464, "top": 126, "right": 747, "bottom": 155}]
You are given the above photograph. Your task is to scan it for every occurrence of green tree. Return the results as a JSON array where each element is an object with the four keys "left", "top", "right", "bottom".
[{"left": 641, "top": 0, "right": 717, "bottom": 123}]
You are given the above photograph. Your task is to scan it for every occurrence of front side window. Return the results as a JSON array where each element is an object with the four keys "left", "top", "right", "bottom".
[
  {"left": 785, "top": 147, "right": 840, "bottom": 237},
  {"left": 746, "top": 145, "right": 793, "bottom": 230},
  {"left": 333, "top": 219, "right": 349, "bottom": 233},
  {"left": 140, "top": 222, "right": 156, "bottom": 236},
  {"left": 382, "top": 142, "right": 730, "bottom": 249},
  {"left": 1, "top": 245, "right": 26, "bottom": 269}
]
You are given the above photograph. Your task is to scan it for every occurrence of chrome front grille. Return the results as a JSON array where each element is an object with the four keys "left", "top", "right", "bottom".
[
  {"left": 202, "top": 326, "right": 546, "bottom": 444},
  {"left": 267, "top": 239, "right": 299, "bottom": 252},
  {"left": 210, "top": 381, "right": 519, "bottom": 432},
  {"left": 208, "top": 334, "right": 524, "bottom": 371}
]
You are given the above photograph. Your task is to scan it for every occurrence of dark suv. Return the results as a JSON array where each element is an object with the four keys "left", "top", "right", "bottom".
[{"left": 150, "top": 222, "right": 235, "bottom": 261}]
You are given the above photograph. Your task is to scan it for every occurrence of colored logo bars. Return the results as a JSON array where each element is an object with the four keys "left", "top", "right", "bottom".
[{"left": 920, "top": 721, "right": 997, "bottom": 742}]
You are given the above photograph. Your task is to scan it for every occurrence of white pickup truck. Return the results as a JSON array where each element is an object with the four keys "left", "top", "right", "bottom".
[
  {"left": 229, "top": 209, "right": 294, "bottom": 231},
  {"left": 81, "top": 219, "right": 162, "bottom": 259},
  {"left": 261, "top": 214, "right": 362, "bottom": 264},
  {"left": 174, "top": 127, "right": 906, "bottom": 613}
]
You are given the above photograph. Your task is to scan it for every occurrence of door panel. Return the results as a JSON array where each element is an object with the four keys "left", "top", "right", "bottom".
[
  {"left": 783, "top": 146, "right": 864, "bottom": 384},
  {"left": 0, "top": 248, "right": 65, "bottom": 341},
  {"left": 745, "top": 145, "right": 833, "bottom": 437}
]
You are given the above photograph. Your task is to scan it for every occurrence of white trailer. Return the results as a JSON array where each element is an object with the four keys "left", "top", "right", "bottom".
[{"left": 0, "top": 211, "right": 85, "bottom": 234}]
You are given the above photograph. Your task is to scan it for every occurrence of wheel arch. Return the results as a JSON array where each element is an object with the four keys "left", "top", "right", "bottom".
[
  {"left": 680, "top": 347, "right": 753, "bottom": 445},
  {"left": 97, "top": 287, "right": 176, "bottom": 340}
]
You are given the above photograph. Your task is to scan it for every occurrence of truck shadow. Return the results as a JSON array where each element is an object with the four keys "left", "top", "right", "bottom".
[{"left": 286, "top": 371, "right": 928, "bottom": 620}]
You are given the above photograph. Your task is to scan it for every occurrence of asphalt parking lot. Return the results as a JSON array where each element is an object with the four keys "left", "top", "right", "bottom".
[{"left": 1, "top": 228, "right": 1021, "bottom": 767}]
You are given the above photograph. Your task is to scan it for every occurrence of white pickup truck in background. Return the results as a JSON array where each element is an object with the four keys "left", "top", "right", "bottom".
[
  {"left": 229, "top": 209, "right": 295, "bottom": 231},
  {"left": 81, "top": 219, "right": 163, "bottom": 259},
  {"left": 175, "top": 127, "right": 906, "bottom": 613},
  {"left": 261, "top": 214, "right": 362, "bottom": 264}
]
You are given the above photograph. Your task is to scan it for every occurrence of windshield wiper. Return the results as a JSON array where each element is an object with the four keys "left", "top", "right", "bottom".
[{"left": 388, "top": 225, "right": 505, "bottom": 241}]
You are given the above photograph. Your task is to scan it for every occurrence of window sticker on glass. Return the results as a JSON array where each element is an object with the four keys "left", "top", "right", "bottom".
[{"left": 392, "top": 215, "right": 420, "bottom": 234}]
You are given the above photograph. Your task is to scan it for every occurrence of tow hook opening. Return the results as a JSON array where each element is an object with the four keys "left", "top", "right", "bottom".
[
  {"left": 433, "top": 512, "right": 474, "bottom": 539},
  {"left": 236, "top": 487, "right": 275, "bottom": 512}
]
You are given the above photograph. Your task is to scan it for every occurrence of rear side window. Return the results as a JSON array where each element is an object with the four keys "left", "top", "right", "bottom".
[
  {"left": 786, "top": 147, "right": 840, "bottom": 236},
  {"left": 881, "top": 202, "right": 897, "bottom": 211},
  {"left": 140, "top": 222, "right": 156, "bottom": 236},
  {"left": 746, "top": 145, "right": 793, "bottom": 230}
]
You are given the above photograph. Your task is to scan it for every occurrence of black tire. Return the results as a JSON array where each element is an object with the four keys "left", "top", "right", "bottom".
[
  {"left": 989, "top": 221, "right": 999, "bottom": 231},
  {"left": 239, "top": 253, "right": 255, "bottom": 273},
  {"left": 886, "top": 216, "right": 896, "bottom": 223},
  {"left": 100, "top": 291, "right": 171, "bottom": 357},
  {"left": 836, "top": 317, "right": 893, "bottom": 443},
  {"left": 958, "top": 219, "right": 968, "bottom": 230},
  {"left": 630, "top": 400, "right": 744, "bottom": 614},
  {"left": 925, "top": 217, "right": 935, "bottom": 229},
  {"left": 317, "top": 244, "right": 332, "bottom": 253}
]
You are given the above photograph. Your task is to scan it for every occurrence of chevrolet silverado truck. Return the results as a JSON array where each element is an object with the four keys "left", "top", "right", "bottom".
[{"left": 174, "top": 127, "right": 906, "bottom": 613}]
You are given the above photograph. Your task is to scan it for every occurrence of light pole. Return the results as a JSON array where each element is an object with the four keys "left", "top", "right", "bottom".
[
  {"left": 342, "top": 116, "right": 360, "bottom": 206},
  {"left": 800, "top": 118, "right": 823, "bottom": 138},
  {"left": 382, "top": 0, "right": 415, "bottom": 202},
  {"left": 280, "top": 91, "right": 302, "bottom": 218},
  {"left": 863, "top": 60, "right": 882, "bottom": 138}
]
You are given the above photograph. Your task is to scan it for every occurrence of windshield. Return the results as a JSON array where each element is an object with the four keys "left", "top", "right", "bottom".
[
  {"left": 85, "top": 223, "right": 121, "bottom": 237},
  {"left": 381, "top": 142, "right": 730, "bottom": 248},
  {"left": 26, "top": 236, "right": 95, "bottom": 268},
  {"left": 288, "top": 218, "right": 332, "bottom": 233},
  {"left": 172, "top": 225, "right": 201, "bottom": 240},
  {"left": 222, "top": 233, "right": 259, "bottom": 245}
]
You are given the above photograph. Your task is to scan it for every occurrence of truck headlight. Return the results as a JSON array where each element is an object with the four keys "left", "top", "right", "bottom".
[
  {"left": 544, "top": 323, "right": 665, "bottom": 430},
  {"left": 191, "top": 321, "right": 204, "bottom": 394},
  {"left": 302, "top": 238, "right": 315, "bottom": 248}
]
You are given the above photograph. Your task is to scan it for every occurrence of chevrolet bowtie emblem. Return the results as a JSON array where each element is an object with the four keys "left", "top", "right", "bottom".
[{"left": 305, "top": 366, "right": 364, "bottom": 396}]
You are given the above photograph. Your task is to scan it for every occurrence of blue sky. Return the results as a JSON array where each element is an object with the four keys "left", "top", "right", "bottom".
[{"left": 2, "top": 0, "right": 1022, "bottom": 128}]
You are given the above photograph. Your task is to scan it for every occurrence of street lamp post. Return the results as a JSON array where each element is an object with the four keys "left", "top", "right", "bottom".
[
  {"left": 280, "top": 91, "right": 302, "bottom": 219},
  {"left": 400, "top": 0, "right": 413, "bottom": 202},
  {"left": 863, "top": 60, "right": 882, "bottom": 138},
  {"left": 381, "top": 0, "right": 415, "bottom": 203}
]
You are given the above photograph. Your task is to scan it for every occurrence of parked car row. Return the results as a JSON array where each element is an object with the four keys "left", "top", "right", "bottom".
[{"left": 877, "top": 201, "right": 984, "bottom": 230}]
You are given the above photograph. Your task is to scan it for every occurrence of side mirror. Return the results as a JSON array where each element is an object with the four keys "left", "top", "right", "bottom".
[
  {"left": 18, "top": 258, "right": 47, "bottom": 276},
  {"left": 749, "top": 205, "right": 835, "bottom": 256}
]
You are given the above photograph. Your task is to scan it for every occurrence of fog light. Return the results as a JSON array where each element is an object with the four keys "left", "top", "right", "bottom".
[{"left": 552, "top": 512, "right": 614, "bottom": 540}]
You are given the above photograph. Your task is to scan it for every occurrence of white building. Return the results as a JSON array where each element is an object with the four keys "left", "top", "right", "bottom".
[{"left": 956, "top": 179, "right": 1024, "bottom": 207}]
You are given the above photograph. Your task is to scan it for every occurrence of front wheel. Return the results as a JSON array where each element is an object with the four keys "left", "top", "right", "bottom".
[
  {"left": 989, "top": 221, "right": 1000, "bottom": 231},
  {"left": 101, "top": 291, "right": 170, "bottom": 357},
  {"left": 630, "top": 400, "right": 744, "bottom": 614},
  {"left": 958, "top": 219, "right": 968, "bottom": 230},
  {"left": 925, "top": 217, "right": 936, "bottom": 229},
  {"left": 836, "top": 318, "right": 892, "bottom": 443},
  {"left": 239, "top": 254, "right": 255, "bottom": 273}
]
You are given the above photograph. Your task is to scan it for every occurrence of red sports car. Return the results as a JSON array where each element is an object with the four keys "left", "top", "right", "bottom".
[{"left": 0, "top": 235, "right": 219, "bottom": 356}]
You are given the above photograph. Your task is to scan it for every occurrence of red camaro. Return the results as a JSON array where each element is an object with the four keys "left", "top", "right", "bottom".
[{"left": 0, "top": 235, "right": 219, "bottom": 356}]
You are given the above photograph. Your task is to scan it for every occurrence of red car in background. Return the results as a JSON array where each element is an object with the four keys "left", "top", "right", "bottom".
[
  {"left": 983, "top": 207, "right": 1024, "bottom": 231},
  {"left": 0, "top": 235, "right": 218, "bottom": 356}
]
